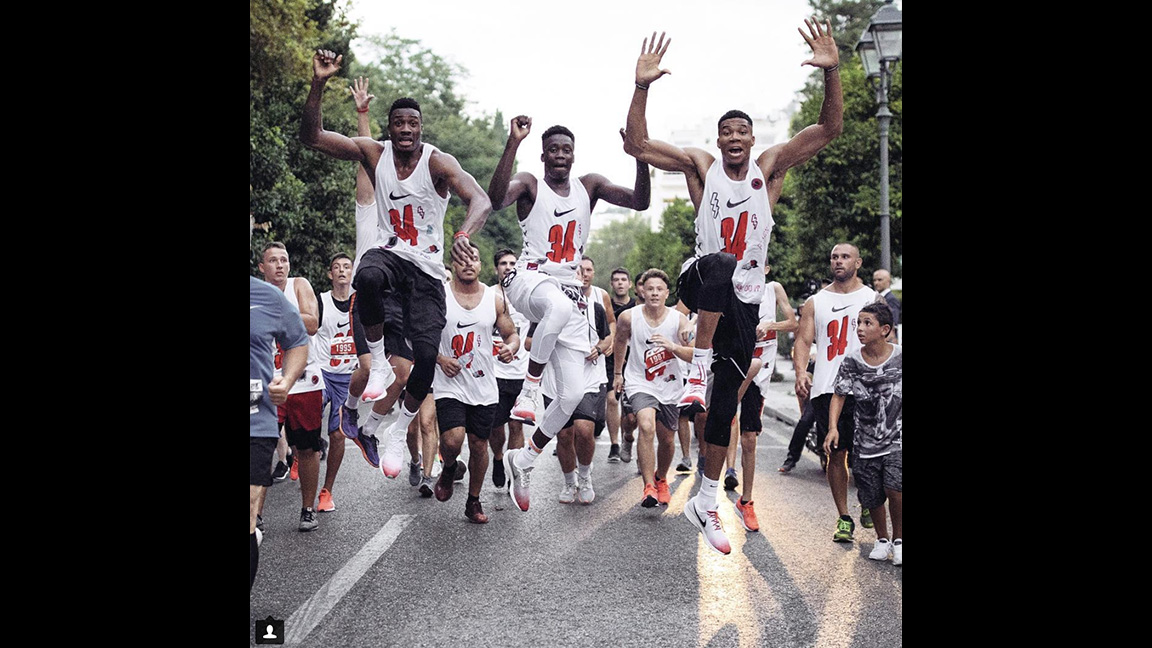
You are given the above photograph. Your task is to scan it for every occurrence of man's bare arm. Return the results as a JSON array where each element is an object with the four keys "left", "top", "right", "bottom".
[
  {"left": 793, "top": 297, "right": 816, "bottom": 400},
  {"left": 351, "top": 76, "right": 377, "bottom": 203},
  {"left": 488, "top": 116, "right": 534, "bottom": 215},
  {"left": 294, "top": 277, "right": 320, "bottom": 336},
  {"left": 429, "top": 152, "right": 492, "bottom": 264}
]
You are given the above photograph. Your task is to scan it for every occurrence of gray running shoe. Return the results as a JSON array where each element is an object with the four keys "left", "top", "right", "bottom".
[
  {"left": 409, "top": 454, "right": 423, "bottom": 487},
  {"left": 299, "top": 508, "right": 318, "bottom": 532}
]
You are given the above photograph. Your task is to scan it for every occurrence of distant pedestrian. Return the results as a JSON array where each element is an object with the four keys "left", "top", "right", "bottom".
[{"left": 871, "top": 269, "right": 900, "bottom": 343}]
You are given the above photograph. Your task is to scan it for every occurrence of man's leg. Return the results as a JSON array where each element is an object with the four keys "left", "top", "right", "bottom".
[
  {"left": 781, "top": 398, "right": 815, "bottom": 472},
  {"left": 684, "top": 360, "right": 741, "bottom": 555},
  {"left": 510, "top": 280, "right": 580, "bottom": 425},
  {"left": 653, "top": 416, "right": 676, "bottom": 505},
  {"left": 606, "top": 386, "right": 622, "bottom": 460},
  {"left": 435, "top": 419, "right": 466, "bottom": 502},
  {"left": 556, "top": 424, "right": 578, "bottom": 503}
]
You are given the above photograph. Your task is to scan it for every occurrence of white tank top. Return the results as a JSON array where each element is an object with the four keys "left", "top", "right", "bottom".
[
  {"left": 433, "top": 284, "right": 499, "bottom": 405},
  {"left": 375, "top": 141, "right": 450, "bottom": 281},
  {"left": 490, "top": 285, "right": 530, "bottom": 380},
  {"left": 623, "top": 305, "right": 685, "bottom": 404},
  {"left": 316, "top": 291, "right": 358, "bottom": 375},
  {"left": 516, "top": 176, "right": 591, "bottom": 282},
  {"left": 756, "top": 280, "right": 780, "bottom": 346},
  {"left": 811, "top": 285, "right": 877, "bottom": 397},
  {"left": 354, "top": 201, "right": 383, "bottom": 273},
  {"left": 275, "top": 278, "right": 324, "bottom": 394},
  {"left": 685, "top": 160, "right": 775, "bottom": 304}
]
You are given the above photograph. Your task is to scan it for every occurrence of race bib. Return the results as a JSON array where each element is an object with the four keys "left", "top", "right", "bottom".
[{"left": 250, "top": 379, "right": 263, "bottom": 415}]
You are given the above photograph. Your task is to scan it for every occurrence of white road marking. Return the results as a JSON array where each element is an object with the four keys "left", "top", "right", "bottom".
[{"left": 284, "top": 514, "right": 415, "bottom": 645}]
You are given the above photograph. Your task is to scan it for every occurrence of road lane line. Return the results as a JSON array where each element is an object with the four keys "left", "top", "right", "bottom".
[{"left": 284, "top": 514, "right": 415, "bottom": 645}]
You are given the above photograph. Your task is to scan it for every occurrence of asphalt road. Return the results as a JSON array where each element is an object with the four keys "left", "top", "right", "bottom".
[{"left": 250, "top": 411, "right": 902, "bottom": 647}]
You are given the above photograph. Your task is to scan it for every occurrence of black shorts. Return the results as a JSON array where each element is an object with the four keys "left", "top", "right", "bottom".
[
  {"left": 543, "top": 389, "right": 601, "bottom": 429},
  {"left": 492, "top": 378, "right": 523, "bottom": 427},
  {"left": 353, "top": 248, "right": 444, "bottom": 357},
  {"left": 853, "top": 449, "right": 902, "bottom": 509},
  {"left": 250, "top": 436, "right": 279, "bottom": 487},
  {"left": 350, "top": 285, "right": 415, "bottom": 363},
  {"left": 739, "top": 382, "right": 763, "bottom": 433},
  {"left": 677, "top": 253, "right": 758, "bottom": 374},
  {"left": 812, "top": 393, "right": 856, "bottom": 454},
  {"left": 435, "top": 398, "right": 496, "bottom": 440}
]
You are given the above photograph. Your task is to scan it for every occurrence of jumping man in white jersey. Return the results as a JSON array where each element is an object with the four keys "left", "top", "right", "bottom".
[
  {"left": 488, "top": 117, "right": 649, "bottom": 513},
  {"left": 623, "top": 19, "right": 842, "bottom": 554},
  {"left": 301, "top": 50, "right": 493, "bottom": 481}
]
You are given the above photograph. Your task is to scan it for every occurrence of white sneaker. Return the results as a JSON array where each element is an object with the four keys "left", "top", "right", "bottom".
[
  {"left": 255, "top": 527, "right": 263, "bottom": 548},
  {"left": 678, "top": 373, "right": 707, "bottom": 412},
  {"left": 379, "top": 422, "right": 408, "bottom": 479},
  {"left": 361, "top": 353, "right": 396, "bottom": 402},
  {"left": 558, "top": 483, "right": 577, "bottom": 504},
  {"left": 683, "top": 494, "right": 731, "bottom": 555},
  {"left": 869, "top": 539, "right": 892, "bottom": 561},
  {"left": 892, "top": 540, "right": 902, "bottom": 566},
  {"left": 577, "top": 474, "right": 595, "bottom": 504},
  {"left": 509, "top": 383, "right": 542, "bottom": 426},
  {"left": 504, "top": 448, "right": 532, "bottom": 512}
]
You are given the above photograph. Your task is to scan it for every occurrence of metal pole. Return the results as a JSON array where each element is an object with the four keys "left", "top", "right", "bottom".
[{"left": 876, "top": 60, "right": 892, "bottom": 272}]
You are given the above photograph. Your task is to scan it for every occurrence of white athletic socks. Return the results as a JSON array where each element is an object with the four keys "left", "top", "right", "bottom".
[
  {"left": 698, "top": 476, "right": 720, "bottom": 510},
  {"left": 564, "top": 470, "right": 577, "bottom": 487},
  {"left": 516, "top": 442, "right": 541, "bottom": 469},
  {"left": 577, "top": 463, "right": 592, "bottom": 480},
  {"left": 691, "top": 348, "right": 713, "bottom": 378}
]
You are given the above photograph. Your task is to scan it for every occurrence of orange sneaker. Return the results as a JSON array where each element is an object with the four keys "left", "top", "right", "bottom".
[
  {"left": 289, "top": 456, "right": 299, "bottom": 481},
  {"left": 641, "top": 483, "right": 658, "bottom": 508},
  {"left": 654, "top": 477, "right": 671, "bottom": 505},
  {"left": 317, "top": 488, "right": 336, "bottom": 512},
  {"left": 735, "top": 499, "right": 759, "bottom": 532}
]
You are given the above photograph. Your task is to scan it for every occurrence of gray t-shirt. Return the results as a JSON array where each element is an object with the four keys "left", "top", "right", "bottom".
[{"left": 833, "top": 344, "right": 902, "bottom": 458}]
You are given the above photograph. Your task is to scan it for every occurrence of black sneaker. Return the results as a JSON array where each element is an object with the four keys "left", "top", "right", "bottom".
[
  {"left": 465, "top": 498, "right": 489, "bottom": 524},
  {"left": 607, "top": 445, "right": 621, "bottom": 463},
  {"left": 435, "top": 464, "right": 456, "bottom": 502},
  {"left": 723, "top": 468, "right": 739, "bottom": 491},
  {"left": 454, "top": 460, "right": 467, "bottom": 482},
  {"left": 272, "top": 461, "right": 289, "bottom": 482},
  {"left": 319, "top": 436, "right": 329, "bottom": 461},
  {"left": 778, "top": 457, "right": 798, "bottom": 473},
  {"left": 492, "top": 458, "right": 506, "bottom": 489},
  {"left": 299, "top": 507, "right": 318, "bottom": 532}
]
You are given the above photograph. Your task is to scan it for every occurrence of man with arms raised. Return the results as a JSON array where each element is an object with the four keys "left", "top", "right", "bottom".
[
  {"left": 300, "top": 50, "right": 493, "bottom": 480},
  {"left": 623, "top": 19, "right": 842, "bottom": 554},
  {"left": 488, "top": 117, "right": 649, "bottom": 512}
]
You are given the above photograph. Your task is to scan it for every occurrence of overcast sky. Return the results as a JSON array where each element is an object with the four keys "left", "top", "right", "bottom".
[{"left": 349, "top": 0, "right": 828, "bottom": 207}]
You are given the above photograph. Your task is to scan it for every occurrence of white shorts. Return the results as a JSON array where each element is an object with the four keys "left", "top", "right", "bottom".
[
  {"left": 753, "top": 340, "right": 778, "bottom": 393},
  {"left": 501, "top": 269, "right": 594, "bottom": 354}
]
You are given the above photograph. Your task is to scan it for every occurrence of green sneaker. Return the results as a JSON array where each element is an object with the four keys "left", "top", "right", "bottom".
[
  {"left": 833, "top": 516, "right": 855, "bottom": 542},
  {"left": 860, "top": 508, "right": 874, "bottom": 529}
]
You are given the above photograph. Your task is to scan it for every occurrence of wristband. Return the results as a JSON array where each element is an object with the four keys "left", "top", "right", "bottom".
[
  {"left": 356, "top": 106, "right": 370, "bottom": 113},
  {"left": 454, "top": 231, "right": 469, "bottom": 240},
  {"left": 824, "top": 64, "right": 839, "bottom": 73},
  {"left": 635, "top": 82, "right": 649, "bottom": 91}
]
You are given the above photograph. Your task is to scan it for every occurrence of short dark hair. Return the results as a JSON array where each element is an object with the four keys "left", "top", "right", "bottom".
[
  {"left": 542, "top": 125, "right": 575, "bottom": 143},
  {"left": 262, "top": 241, "right": 286, "bottom": 255},
  {"left": 860, "top": 302, "right": 894, "bottom": 329},
  {"left": 389, "top": 98, "right": 422, "bottom": 120},
  {"left": 611, "top": 267, "right": 630, "bottom": 280},
  {"left": 717, "top": 109, "right": 753, "bottom": 130},
  {"left": 329, "top": 252, "right": 352, "bottom": 268},
  {"left": 580, "top": 255, "right": 594, "bottom": 267},
  {"left": 493, "top": 248, "right": 515, "bottom": 267},
  {"left": 638, "top": 268, "right": 670, "bottom": 288}
]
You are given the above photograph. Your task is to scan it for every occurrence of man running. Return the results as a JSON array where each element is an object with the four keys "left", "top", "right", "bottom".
[{"left": 622, "top": 18, "right": 843, "bottom": 554}]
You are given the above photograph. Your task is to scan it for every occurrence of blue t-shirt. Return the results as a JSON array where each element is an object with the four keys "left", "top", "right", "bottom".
[{"left": 250, "top": 277, "right": 308, "bottom": 438}]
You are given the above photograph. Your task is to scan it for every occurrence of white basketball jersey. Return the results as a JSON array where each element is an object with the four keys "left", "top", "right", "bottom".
[
  {"left": 316, "top": 291, "right": 358, "bottom": 375},
  {"left": 516, "top": 176, "right": 591, "bottom": 282},
  {"left": 811, "top": 285, "right": 877, "bottom": 398},
  {"left": 433, "top": 284, "right": 499, "bottom": 405},
  {"left": 491, "top": 284, "right": 530, "bottom": 380},
  {"left": 275, "top": 277, "right": 324, "bottom": 394},
  {"left": 623, "top": 306, "right": 685, "bottom": 404},
  {"left": 354, "top": 200, "right": 383, "bottom": 272},
  {"left": 686, "top": 160, "right": 775, "bottom": 304},
  {"left": 375, "top": 141, "right": 450, "bottom": 281}
]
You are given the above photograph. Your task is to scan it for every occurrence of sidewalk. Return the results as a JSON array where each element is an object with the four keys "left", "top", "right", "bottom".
[{"left": 760, "top": 351, "right": 801, "bottom": 428}]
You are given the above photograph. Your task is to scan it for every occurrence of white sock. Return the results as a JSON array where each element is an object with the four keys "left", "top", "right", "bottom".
[
  {"left": 343, "top": 392, "right": 359, "bottom": 410},
  {"left": 698, "top": 476, "right": 720, "bottom": 510},
  {"left": 389, "top": 402, "right": 418, "bottom": 435},
  {"left": 515, "top": 442, "right": 541, "bottom": 469},
  {"left": 692, "top": 348, "right": 713, "bottom": 378},
  {"left": 364, "top": 410, "right": 386, "bottom": 437},
  {"left": 564, "top": 470, "right": 577, "bottom": 486},
  {"left": 577, "top": 463, "right": 592, "bottom": 479}
]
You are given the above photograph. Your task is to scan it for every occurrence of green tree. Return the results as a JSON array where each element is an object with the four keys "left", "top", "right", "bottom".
[
  {"left": 585, "top": 212, "right": 651, "bottom": 291},
  {"left": 773, "top": 0, "right": 901, "bottom": 294},
  {"left": 626, "top": 198, "right": 696, "bottom": 305}
]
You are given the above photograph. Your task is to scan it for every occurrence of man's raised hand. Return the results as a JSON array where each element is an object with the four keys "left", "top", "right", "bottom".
[
  {"left": 798, "top": 18, "right": 839, "bottom": 70},
  {"left": 350, "top": 76, "right": 374, "bottom": 110},
  {"left": 635, "top": 31, "right": 671, "bottom": 87},
  {"left": 313, "top": 49, "right": 343, "bottom": 81},
  {"left": 510, "top": 115, "right": 532, "bottom": 142}
]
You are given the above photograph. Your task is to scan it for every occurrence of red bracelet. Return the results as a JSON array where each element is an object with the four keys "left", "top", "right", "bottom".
[
  {"left": 356, "top": 107, "right": 370, "bottom": 113},
  {"left": 454, "top": 231, "right": 469, "bottom": 239}
]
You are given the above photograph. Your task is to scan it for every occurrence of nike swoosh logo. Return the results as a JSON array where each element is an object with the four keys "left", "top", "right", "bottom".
[
  {"left": 389, "top": 191, "right": 411, "bottom": 200},
  {"left": 726, "top": 196, "right": 750, "bottom": 208},
  {"left": 338, "top": 321, "right": 349, "bottom": 328},
  {"left": 831, "top": 305, "right": 852, "bottom": 312},
  {"left": 554, "top": 208, "right": 576, "bottom": 218},
  {"left": 457, "top": 321, "right": 478, "bottom": 328}
]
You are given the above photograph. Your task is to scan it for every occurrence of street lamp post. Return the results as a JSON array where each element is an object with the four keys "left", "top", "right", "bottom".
[{"left": 856, "top": 2, "right": 902, "bottom": 272}]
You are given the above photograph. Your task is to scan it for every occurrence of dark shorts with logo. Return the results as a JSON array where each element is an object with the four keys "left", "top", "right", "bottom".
[{"left": 435, "top": 398, "right": 496, "bottom": 440}]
